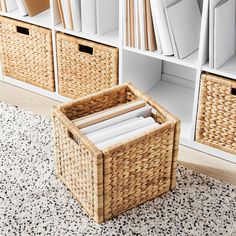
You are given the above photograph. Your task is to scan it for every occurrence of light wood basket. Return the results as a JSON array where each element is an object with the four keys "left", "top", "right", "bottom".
[
  {"left": 51, "top": 83, "right": 180, "bottom": 223},
  {"left": 56, "top": 33, "right": 119, "bottom": 99},
  {"left": 196, "top": 73, "right": 236, "bottom": 155},
  {"left": 0, "top": 16, "right": 54, "bottom": 91}
]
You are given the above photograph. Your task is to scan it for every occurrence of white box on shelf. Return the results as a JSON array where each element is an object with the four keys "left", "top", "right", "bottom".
[
  {"left": 81, "top": 0, "right": 97, "bottom": 34},
  {"left": 70, "top": 0, "right": 81, "bottom": 32},
  {"left": 214, "top": 0, "right": 235, "bottom": 69},
  {"left": 96, "top": 0, "right": 118, "bottom": 35}
]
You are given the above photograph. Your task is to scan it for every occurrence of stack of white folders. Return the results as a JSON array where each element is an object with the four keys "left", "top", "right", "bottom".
[
  {"left": 209, "top": 0, "right": 235, "bottom": 69},
  {"left": 57, "top": 0, "right": 119, "bottom": 35},
  {"left": 126, "top": 0, "right": 201, "bottom": 59},
  {"left": 73, "top": 99, "right": 160, "bottom": 150}
]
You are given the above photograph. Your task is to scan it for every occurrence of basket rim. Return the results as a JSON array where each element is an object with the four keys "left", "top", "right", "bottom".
[
  {"left": 54, "top": 82, "right": 180, "bottom": 154},
  {"left": 203, "top": 73, "right": 236, "bottom": 87}
]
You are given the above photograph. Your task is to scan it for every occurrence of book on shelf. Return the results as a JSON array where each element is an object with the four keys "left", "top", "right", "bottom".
[
  {"left": 129, "top": 0, "right": 135, "bottom": 47},
  {"left": 0, "top": 0, "right": 7, "bottom": 13},
  {"left": 165, "top": 0, "right": 201, "bottom": 59},
  {"left": 1, "top": 0, "right": 49, "bottom": 16},
  {"left": 96, "top": 0, "right": 118, "bottom": 35},
  {"left": 125, "top": 0, "right": 202, "bottom": 59},
  {"left": 163, "top": 0, "right": 179, "bottom": 58},
  {"left": 81, "top": 0, "right": 96, "bottom": 34},
  {"left": 57, "top": 0, "right": 65, "bottom": 28},
  {"left": 208, "top": 0, "right": 236, "bottom": 69},
  {"left": 146, "top": 0, "right": 157, "bottom": 52},
  {"left": 209, "top": 0, "right": 222, "bottom": 68},
  {"left": 1, "top": 0, "right": 17, "bottom": 13},
  {"left": 24, "top": 0, "right": 49, "bottom": 17},
  {"left": 60, "top": 0, "right": 73, "bottom": 30},
  {"left": 213, "top": 0, "right": 235, "bottom": 69},
  {"left": 139, "top": 0, "right": 148, "bottom": 50},
  {"left": 70, "top": 0, "right": 81, "bottom": 32},
  {"left": 150, "top": 0, "right": 173, "bottom": 55},
  {"left": 0, "top": 0, "right": 17, "bottom": 13},
  {"left": 16, "top": 0, "right": 28, "bottom": 16},
  {"left": 134, "top": 0, "right": 140, "bottom": 49},
  {"left": 57, "top": 0, "right": 81, "bottom": 32}
]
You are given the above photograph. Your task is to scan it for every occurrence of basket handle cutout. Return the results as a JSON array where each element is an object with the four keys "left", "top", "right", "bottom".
[
  {"left": 231, "top": 88, "right": 236, "bottom": 96},
  {"left": 16, "top": 26, "right": 29, "bottom": 35},
  {"left": 79, "top": 44, "right": 93, "bottom": 55},
  {"left": 67, "top": 130, "right": 80, "bottom": 145}
]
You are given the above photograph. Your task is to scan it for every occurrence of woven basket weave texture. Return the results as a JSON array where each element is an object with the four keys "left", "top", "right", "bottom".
[
  {"left": 196, "top": 73, "right": 236, "bottom": 155},
  {"left": 0, "top": 16, "right": 54, "bottom": 91},
  {"left": 57, "top": 33, "right": 119, "bottom": 99},
  {"left": 52, "top": 83, "right": 180, "bottom": 223}
]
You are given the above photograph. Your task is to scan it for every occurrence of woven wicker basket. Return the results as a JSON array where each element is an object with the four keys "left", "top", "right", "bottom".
[
  {"left": 56, "top": 33, "right": 119, "bottom": 99},
  {"left": 196, "top": 73, "right": 236, "bottom": 155},
  {"left": 52, "top": 83, "right": 180, "bottom": 223},
  {"left": 0, "top": 16, "right": 54, "bottom": 91}
]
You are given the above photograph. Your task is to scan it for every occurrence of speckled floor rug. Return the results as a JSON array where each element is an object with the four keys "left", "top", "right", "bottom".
[{"left": 0, "top": 102, "right": 236, "bottom": 236}]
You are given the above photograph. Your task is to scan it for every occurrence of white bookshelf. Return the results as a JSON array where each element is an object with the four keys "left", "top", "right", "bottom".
[{"left": 0, "top": 0, "right": 235, "bottom": 164}]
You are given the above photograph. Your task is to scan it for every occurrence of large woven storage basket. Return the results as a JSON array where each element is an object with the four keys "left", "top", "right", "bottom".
[
  {"left": 196, "top": 73, "right": 236, "bottom": 155},
  {"left": 52, "top": 83, "right": 180, "bottom": 223},
  {"left": 0, "top": 16, "right": 54, "bottom": 91},
  {"left": 56, "top": 33, "right": 119, "bottom": 99}
]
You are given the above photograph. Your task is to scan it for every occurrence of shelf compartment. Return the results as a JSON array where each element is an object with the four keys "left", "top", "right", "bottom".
[
  {"left": 55, "top": 24, "right": 119, "bottom": 48},
  {"left": 123, "top": 46, "right": 199, "bottom": 69},
  {"left": 148, "top": 80, "right": 195, "bottom": 140},
  {"left": 0, "top": 9, "right": 52, "bottom": 29},
  {"left": 202, "top": 55, "right": 236, "bottom": 80}
]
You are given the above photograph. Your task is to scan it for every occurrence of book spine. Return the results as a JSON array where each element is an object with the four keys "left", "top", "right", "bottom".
[
  {"left": 81, "top": 0, "right": 97, "bottom": 34},
  {"left": 70, "top": 0, "right": 81, "bottom": 32},
  {"left": 16, "top": 0, "right": 28, "bottom": 16}
]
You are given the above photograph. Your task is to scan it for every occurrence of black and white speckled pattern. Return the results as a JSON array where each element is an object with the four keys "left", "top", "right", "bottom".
[{"left": 0, "top": 102, "right": 236, "bottom": 236}]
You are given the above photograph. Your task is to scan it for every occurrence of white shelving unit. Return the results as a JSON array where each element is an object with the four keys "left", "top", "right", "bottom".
[{"left": 0, "top": 0, "right": 235, "bottom": 163}]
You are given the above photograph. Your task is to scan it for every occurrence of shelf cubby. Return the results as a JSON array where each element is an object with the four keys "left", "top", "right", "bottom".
[
  {"left": 122, "top": 50, "right": 196, "bottom": 141},
  {"left": 148, "top": 81, "right": 195, "bottom": 140}
]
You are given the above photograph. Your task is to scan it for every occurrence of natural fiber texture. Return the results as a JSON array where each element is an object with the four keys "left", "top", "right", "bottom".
[
  {"left": 196, "top": 73, "right": 236, "bottom": 155},
  {"left": 52, "top": 83, "right": 180, "bottom": 223},
  {"left": 0, "top": 16, "right": 54, "bottom": 91},
  {"left": 1, "top": 102, "right": 236, "bottom": 235},
  {"left": 56, "top": 33, "right": 119, "bottom": 99}
]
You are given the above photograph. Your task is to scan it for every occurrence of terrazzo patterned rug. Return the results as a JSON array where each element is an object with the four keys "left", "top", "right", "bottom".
[{"left": 0, "top": 102, "right": 236, "bottom": 236}]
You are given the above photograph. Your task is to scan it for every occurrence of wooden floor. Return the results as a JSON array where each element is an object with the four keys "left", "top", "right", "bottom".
[{"left": 0, "top": 81, "right": 236, "bottom": 186}]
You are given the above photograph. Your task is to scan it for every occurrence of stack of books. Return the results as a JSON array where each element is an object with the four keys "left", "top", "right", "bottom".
[
  {"left": 72, "top": 99, "right": 160, "bottom": 150},
  {"left": 57, "top": 0, "right": 119, "bottom": 35},
  {"left": 125, "top": 0, "right": 202, "bottom": 59},
  {"left": 0, "top": 0, "right": 49, "bottom": 17},
  {"left": 209, "top": 0, "right": 235, "bottom": 69}
]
